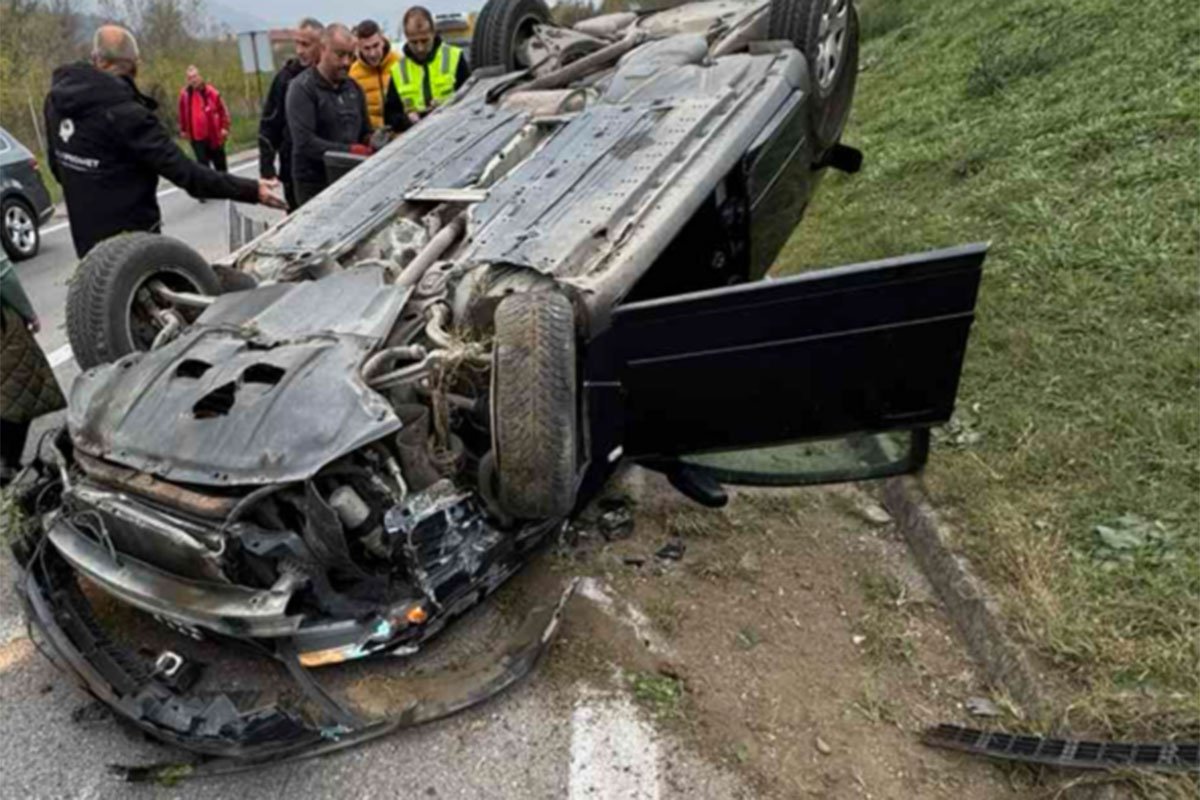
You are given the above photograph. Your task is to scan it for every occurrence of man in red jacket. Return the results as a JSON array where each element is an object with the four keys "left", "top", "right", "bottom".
[{"left": 178, "top": 65, "right": 230, "bottom": 172}]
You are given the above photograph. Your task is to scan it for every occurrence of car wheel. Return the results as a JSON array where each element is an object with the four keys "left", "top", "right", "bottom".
[
  {"left": 2, "top": 198, "right": 40, "bottom": 261},
  {"left": 768, "top": 0, "right": 860, "bottom": 152},
  {"left": 490, "top": 291, "right": 577, "bottom": 519},
  {"left": 66, "top": 233, "right": 220, "bottom": 370},
  {"left": 471, "top": 0, "right": 553, "bottom": 72}
]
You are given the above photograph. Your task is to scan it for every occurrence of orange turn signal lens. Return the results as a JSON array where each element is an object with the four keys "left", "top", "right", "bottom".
[{"left": 298, "top": 646, "right": 351, "bottom": 668}]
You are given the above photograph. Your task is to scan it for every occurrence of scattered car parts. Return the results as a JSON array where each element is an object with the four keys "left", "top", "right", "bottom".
[{"left": 923, "top": 724, "right": 1200, "bottom": 774}]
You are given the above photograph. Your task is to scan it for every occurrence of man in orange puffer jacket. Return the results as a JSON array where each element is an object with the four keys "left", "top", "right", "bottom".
[
  {"left": 350, "top": 19, "right": 400, "bottom": 131},
  {"left": 178, "top": 65, "right": 231, "bottom": 172}
]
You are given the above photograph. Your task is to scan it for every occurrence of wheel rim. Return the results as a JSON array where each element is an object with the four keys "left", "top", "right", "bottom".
[
  {"left": 124, "top": 268, "right": 206, "bottom": 351},
  {"left": 5, "top": 205, "right": 36, "bottom": 255},
  {"left": 815, "top": 0, "right": 850, "bottom": 91},
  {"left": 511, "top": 14, "right": 544, "bottom": 69}
]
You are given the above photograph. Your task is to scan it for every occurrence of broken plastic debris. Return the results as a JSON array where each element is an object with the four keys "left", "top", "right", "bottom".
[
  {"left": 596, "top": 497, "right": 635, "bottom": 540},
  {"left": 655, "top": 537, "right": 685, "bottom": 561},
  {"left": 965, "top": 696, "right": 1001, "bottom": 718}
]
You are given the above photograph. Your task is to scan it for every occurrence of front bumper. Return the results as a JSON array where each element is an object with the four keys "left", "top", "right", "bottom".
[
  {"left": 47, "top": 514, "right": 303, "bottom": 638},
  {"left": 17, "top": 539, "right": 574, "bottom": 778}
]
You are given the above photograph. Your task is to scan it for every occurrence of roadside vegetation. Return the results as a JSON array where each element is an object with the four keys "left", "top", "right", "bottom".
[
  {"left": 1, "top": 0, "right": 269, "bottom": 184},
  {"left": 778, "top": 0, "right": 1199, "bottom": 738}
]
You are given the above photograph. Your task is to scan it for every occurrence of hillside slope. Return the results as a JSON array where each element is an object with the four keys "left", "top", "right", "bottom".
[{"left": 779, "top": 0, "right": 1199, "bottom": 740}]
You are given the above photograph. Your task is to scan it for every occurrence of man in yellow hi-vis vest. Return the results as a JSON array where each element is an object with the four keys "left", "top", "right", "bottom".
[{"left": 383, "top": 6, "right": 471, "bottom": 131}]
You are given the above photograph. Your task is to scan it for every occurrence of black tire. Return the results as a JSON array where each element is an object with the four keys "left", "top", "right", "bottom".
[
  {"left": 768, "top": 0, "right": 860, "bottom": 151},
  {"left": 2, "top": 197, "right": 40, "bottom": 261},
  {"left": 490, "top": 292, "right": 577, "bottom": 519},
  {"left": 471, "top": 0, "right": 553, "bottom": 72},
  {"left": 66, "top": 233, "right": 220, "bottom": 370}
]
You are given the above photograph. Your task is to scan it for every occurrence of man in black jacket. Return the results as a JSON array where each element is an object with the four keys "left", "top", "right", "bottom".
[
  {"left": 258, "top": 17, "right": 324, "bottom": 210},
  {"left": 44, "top": 26, "right": 284, "bottom": 259},
  {"left": 286, "top": 23, "right": 372, "bottom": 207}
]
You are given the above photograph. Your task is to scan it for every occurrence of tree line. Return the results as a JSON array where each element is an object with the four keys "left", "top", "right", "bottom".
[{"left": 0, "top": 0, "right": 263, "bottom": 159}]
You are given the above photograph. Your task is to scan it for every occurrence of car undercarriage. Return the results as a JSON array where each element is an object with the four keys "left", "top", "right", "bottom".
[{"left": 10, "top": 0, "right": 992, "bottom": 771}]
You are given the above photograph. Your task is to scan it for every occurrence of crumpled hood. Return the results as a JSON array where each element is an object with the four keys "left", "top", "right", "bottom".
[
  {"left": 67, "top": 268, "right": 410, "bottom": 487},
  {"left": 48, "top": 62, "right": 149, "bottom": 117}
]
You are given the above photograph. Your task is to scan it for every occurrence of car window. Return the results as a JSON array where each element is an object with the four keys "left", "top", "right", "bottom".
[
  {"left": 0, "top": 133, "right": 11, "bottom": 153},
  {"left": 679, "top": 429, "right": 929, "bottom": 486}
]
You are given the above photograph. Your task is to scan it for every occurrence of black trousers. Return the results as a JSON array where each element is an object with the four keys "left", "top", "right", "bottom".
[
  {"left": 283, "top": 175, "right": 299, "bottom": 211},
  {"left": 294, "top": 180, "right": 327, "bottom": 208},
  {"left": 0, "top": 419, "right": 30, "bottom": 478},
  {"left": 190, "top": 140, "right": 228, "bottom": 172}
]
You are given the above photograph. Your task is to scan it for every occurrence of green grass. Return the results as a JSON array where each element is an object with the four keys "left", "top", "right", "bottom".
[
  {"left": 777, "top": 0, "right": 1199, "bottom": 736},
  {"left": 630, "top": 671, "right": 685, "bottom": 718}
]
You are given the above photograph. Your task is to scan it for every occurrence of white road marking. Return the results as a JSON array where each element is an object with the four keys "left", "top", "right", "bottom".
[
  {"left": 47, "top": 344, "right": 74, "bottom": 368},
  {"left": 40, "top": 160, "right": 258, "bottom": 236},
  {"left": 578, "top": 577, "right": 674, "bottom": 656},
  {"left": 569, "top": 691, "right": 660, "bottom": 800}
]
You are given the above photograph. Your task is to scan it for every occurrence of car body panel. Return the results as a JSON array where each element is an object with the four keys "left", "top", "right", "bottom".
[
  {"left": 0, "top": 127, "right": 54, "bottom": 223},
  {"left": 583, "top": 243, "right": 986, "bottom": 462},
  {"left": 231, "top": 31, "right": 813, "bottom": 311},
  {"left": 68, "top": 268, "right": 407, "bottom": 486},
  {"left": 232, "top": 93, "right": 527, "bottom": 278}
]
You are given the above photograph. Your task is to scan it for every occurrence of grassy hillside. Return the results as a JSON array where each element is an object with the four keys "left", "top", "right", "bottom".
[{"left": 778, "top": 0, "right": 1199, "bottom": 738}]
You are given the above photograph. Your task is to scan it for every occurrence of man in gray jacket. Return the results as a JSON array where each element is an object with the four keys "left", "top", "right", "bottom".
[{"left": 286, "top": 23, "right": 372, "bottom": 206}]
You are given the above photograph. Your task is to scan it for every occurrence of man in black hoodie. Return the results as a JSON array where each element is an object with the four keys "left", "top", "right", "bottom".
[
  {"left": 44, "top": 25, "right": 284, "bottom": 259},
  {"left": 259, "top": 17, "right": 324, "bottom": 210}
]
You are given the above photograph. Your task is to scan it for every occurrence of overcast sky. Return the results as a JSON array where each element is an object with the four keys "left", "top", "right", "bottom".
[{"left": 209, "top": 0, "right": 488, "bottom": 32}]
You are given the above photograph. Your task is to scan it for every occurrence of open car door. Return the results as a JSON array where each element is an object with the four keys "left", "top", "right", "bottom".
[{"left": 585, "top": 243, "right": 987, "bottom": 488}]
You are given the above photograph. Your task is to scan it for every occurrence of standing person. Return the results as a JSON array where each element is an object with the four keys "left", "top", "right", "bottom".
[
  {"left": 350, "top": 20, "right": 400, "bottom": 131},
  {"left": 178, "top": 65, "right": 230, "bottom": 173},
  {"left": 286, "top": 23, "right": 373, "bottom": 207},
  {"left": 259, "top": 17, "right": 324, "bottom": 211},
  {"left": 0, "top": 250, "right": 64, "bottom": 487},
  {"left": 44, "top": 25, "right": 284, "bottom": 258},
  {"left": 383, "top": 6, "right": 471, "bottom": 131}
]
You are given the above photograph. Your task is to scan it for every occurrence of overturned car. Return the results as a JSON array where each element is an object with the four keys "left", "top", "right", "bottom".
[{"left": 13, "top": 0, "right": 988, "bottom": 769}]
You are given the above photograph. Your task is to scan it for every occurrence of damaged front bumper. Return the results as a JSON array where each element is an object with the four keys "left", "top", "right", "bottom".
[{"left": 16, "top": 536, "right": 575, "bottom": 779}]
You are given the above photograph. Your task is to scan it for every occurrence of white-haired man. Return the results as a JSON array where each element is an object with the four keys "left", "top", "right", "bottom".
[
  {"left": 259, "top": 17, "right": 325, "bottom": 210},
  {"left": 44, "top": 25, "right": 284, "bottom": 257}
]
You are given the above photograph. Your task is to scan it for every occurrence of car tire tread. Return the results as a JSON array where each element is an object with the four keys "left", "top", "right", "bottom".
[
  {"left": 66, "top": 233, "right": 219, "bottom": 370},
  {"left": 491, "top": 291, "right": 577, "bottom": 519},
  {"left": 471, "top": 0, "right": 552, "bottom": 72},
  {"left": 767, "top": 0, "right": 859, "bottom": 152}
]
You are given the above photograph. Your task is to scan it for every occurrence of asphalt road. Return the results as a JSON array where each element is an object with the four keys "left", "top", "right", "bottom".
[
  {"left": 0, "top": 168, "right": 748, "bottom": 800},
  {"left": 13, "top": 155, "right": 265, "bottom": 391}
]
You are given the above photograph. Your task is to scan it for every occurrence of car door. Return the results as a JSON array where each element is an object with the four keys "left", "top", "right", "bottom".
[{"left": 583, "top": 242, "right": 987, "bottom": 488}]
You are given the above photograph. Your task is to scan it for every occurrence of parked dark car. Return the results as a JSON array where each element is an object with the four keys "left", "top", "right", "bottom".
[
  {"left": 16, "top": 0, "right": 988, "bottom": 773},
  {"left": 0, "top": 126, "right": 54, "bottom": 261}
]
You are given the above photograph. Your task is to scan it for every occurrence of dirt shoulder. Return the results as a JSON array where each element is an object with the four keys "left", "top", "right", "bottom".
[{"left": 549, "top": 469, "right": 1027, "bottom": 799}]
